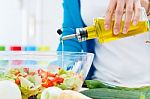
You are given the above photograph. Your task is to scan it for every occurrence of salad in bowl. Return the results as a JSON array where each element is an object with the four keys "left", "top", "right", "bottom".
[{"left": 0, "top": 51, "right": 94, "bottom": 99}]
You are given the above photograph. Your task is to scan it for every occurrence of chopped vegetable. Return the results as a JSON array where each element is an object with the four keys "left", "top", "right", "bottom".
[
  {"left": 85, "top": 80, "right": 116, "bottom": 89},
  {"left": 85, "top": 80, "right": 150, "bottom": 92},
  {"left": 60, "top": 90, "right": 91, "bottom": 99},
  {"left": 41, "top": 87, "right": 63, "bottom": 99},
  {"left": 81, "top": 88, "right": 144, "bottom": 99},
  {"left": 0, "top": 67, "right": 83, "bottom": 99},
  {"left": 84, "top": 80, "right": 150, "bottom": 99},
  {"left": 15, "top": 78, "right": 20, "bottom": 85}
]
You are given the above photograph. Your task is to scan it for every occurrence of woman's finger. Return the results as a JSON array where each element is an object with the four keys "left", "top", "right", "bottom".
[
  {"left": 104, "top": 0, "right": 117, "bottom": 30},
  {"left": 113, "top": 0, "right": 125, "bottom": 35},
  {"left": 133, "top": 0, "right": 141, "bottom": 25},
  {"left": 140, "top": 0, "right": 149, "bottom": 13},
  {"left": 148, "top": 15, "right": 150, "bottom": 19},
  {"left": 123, "top": 0, "right": 134, "bottom": 34}
]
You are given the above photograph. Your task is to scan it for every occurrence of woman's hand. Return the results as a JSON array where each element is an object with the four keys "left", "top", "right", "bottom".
[
  {"left": 141, "top": 0, "right": 150, "bottom": 19},
  {"left": 104, "top": 0, "right": 141, "bottom": 35}
]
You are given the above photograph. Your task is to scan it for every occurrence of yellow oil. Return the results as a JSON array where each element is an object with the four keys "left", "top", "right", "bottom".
[{"left": 85, "top": 18, "right": 149, "bottom": 43}]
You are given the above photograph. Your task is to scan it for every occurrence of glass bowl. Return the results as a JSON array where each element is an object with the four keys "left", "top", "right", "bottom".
[
  {"left": 0, "top": 51, "right": 94, "bottom": 80},
  {"left": 0, "top": 51, "right": 94, "bottom": 95}
]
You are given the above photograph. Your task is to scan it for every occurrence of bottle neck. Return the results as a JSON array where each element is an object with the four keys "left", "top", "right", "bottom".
[
  {"left": 76, "top": 28, "right": 88, "bottom": 42},
  {"left": 85, "top": 25, "right": 97, "bottom": 40},
  {"left": 76, "top": 25, "right": 97, "bottom": 42},
  {"left": 62, "top": 25, "right": 97, "bottom": 42}
]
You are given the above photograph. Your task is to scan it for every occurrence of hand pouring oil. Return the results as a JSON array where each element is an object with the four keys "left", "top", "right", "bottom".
[{"left": 62, "top": 18, "right": 149, "bottom": 44}]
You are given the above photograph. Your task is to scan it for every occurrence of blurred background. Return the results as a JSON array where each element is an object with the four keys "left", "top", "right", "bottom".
[{"left": 0, "top": 0, "right": 62, "bottom": 51}]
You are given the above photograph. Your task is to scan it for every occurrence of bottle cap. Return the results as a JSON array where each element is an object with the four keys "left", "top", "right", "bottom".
[
  {"left": 10, "top": 46, "right": 22, "bottom": 51},
  {"left": 57, "top": 29, "right": 62, "bottom": 35}
]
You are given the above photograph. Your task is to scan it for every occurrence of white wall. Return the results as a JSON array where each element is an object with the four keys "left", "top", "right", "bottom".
[
  {"left": 0, "top": 0, "right": 62, "bottom": 51},
  {"left": 0, "top": 0, "right": 22, "bottom": 45}
]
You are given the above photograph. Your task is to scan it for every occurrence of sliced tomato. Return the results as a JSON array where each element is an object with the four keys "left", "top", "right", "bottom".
[
  {"left": 41, "top": 78, "right": 46, "bottom": 83},
  {"left": 41, "top": 83, "right": 48, "bottom": 88},
  {"left": 53, "top": 77, "right": 64, "bottom": 84},
  {"left": 41, "top": 79, "right": 53, "bottom": 88},
  {"left": 41, "top": 72, "right": 48, "bottom": 79},
  {"left": 47, "top": 80, "right": 54, "bottom": 87},
  {"left": 15, "top": 78, "right": 20, "bottom": 85},
  {"left": 47, "top": 72, "right": 56, "bottom": 77}
]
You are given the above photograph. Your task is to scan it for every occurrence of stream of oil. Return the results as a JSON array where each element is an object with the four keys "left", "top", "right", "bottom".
[{"left": 61, "top": 40, "right": 64, "bottom": 69}]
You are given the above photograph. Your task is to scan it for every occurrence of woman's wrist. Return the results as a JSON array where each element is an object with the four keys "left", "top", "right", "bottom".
[
  {"left": 147, "top": 0, "right": 150, "bottom": 16},
  {"left": 141, "top": 0, "right": 150, "bottom": 16}
]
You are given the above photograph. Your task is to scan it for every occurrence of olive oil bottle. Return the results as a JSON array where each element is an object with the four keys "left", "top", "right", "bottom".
[
  {"left": 62, "top": 8, "right": 149, "bottom": 44},
  {"left": 62, "top": 18, "right": 149, "bottom": 44}
]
